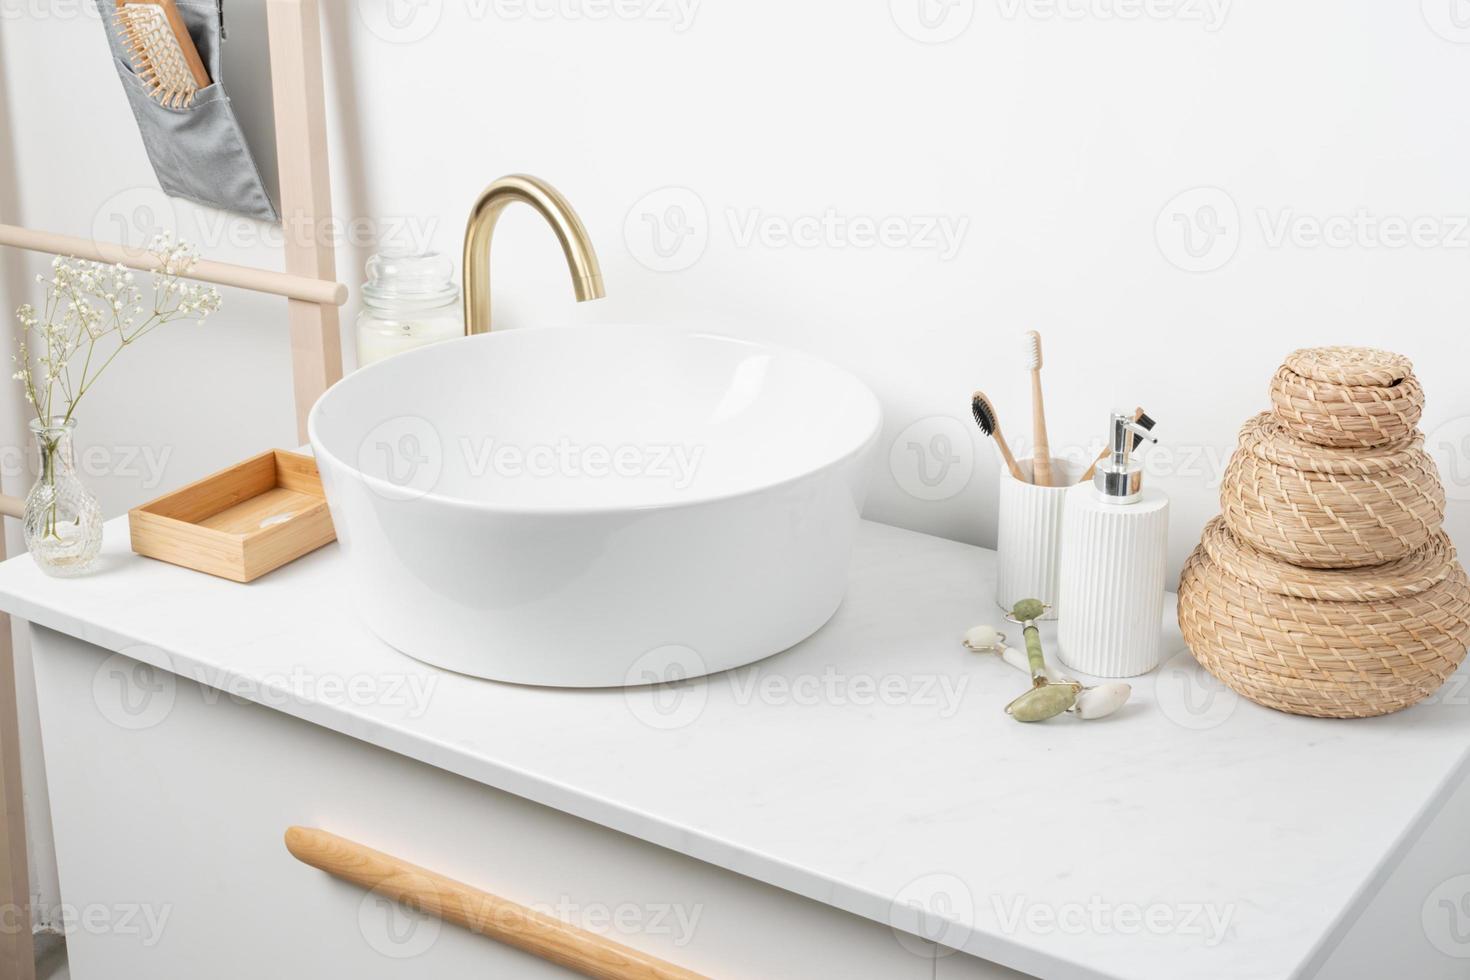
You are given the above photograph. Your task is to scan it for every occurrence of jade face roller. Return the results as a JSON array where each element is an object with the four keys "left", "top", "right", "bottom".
[
  {"left": 966, "top": 599, "right": 1132, "bottom": 721},
  {"left": 1004, "top": 599, "right": 1080, "bottom": 722},
  {"left": 963, "top": 624, "right": 1068, "bottom": 682},
  {"left": 964, "top": 625, "right": 1131, "bottom": 720}
]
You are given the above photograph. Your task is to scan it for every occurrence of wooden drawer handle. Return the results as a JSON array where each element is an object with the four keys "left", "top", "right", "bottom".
[{"left": 284, "top": 827, "right": 709, "bottom": 980}]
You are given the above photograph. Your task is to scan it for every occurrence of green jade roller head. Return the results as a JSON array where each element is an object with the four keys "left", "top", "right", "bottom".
[{"left": 1003, "top": 598, "right": 1082, "bottom": 722}]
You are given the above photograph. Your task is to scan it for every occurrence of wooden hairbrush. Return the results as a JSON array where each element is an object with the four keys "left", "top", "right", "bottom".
[{"left": 115, "top": 0, "right": 210, "bottom": 108}]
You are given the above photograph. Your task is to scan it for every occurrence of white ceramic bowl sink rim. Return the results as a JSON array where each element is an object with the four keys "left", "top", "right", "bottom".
[{"left": 308, "top": 325, "right": 884, "bottom": 516}]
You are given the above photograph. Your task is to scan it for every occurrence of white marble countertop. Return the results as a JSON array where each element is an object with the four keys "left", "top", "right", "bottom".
[{"left": 1, "top": 517, "right": 1467, "bottom": 980}]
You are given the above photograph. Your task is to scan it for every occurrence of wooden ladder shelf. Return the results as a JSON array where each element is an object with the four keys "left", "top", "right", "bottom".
[{"left": 0, "top": 3, "right": 347, "bottom": 975}]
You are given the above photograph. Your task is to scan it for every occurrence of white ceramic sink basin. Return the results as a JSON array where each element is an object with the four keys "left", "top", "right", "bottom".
[{"left": 309, "top": 326, "right": 882, "bottom": 686}]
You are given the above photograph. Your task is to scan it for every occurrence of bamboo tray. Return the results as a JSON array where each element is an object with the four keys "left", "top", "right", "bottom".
[{"left": 129, "top": 450, "right": 336, "bottom": 582}]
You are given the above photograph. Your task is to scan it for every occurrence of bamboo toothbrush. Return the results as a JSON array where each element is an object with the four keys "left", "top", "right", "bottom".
[
  {"left": 115, "top": 0, "right": 211, "bottom": 109},
  {"left": 1023, "top": 330, "right": 1052, "bottom": 486},
  {"left": 970, "top": 391, "right": 1026, "bottom": 481},
  {"left": 1080, "top": 407, "right": 1155, "bottom": 483}
]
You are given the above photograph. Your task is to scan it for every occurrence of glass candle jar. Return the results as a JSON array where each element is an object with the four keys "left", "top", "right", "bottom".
[{"left": 355, "top": 251, "right": 463, "bottom": 367}]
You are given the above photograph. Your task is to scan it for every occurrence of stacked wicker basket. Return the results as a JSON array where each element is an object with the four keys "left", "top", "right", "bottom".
[{"left": 1178, "top": 347, "right": 1470, "bottom": 718}]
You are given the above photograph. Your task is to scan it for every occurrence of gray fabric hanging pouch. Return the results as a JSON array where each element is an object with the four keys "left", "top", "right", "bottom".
[{"left": 97, "top": 0, "right": 278, "bottom": 222}]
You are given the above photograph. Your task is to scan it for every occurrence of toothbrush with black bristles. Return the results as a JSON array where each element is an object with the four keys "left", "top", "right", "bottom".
[{"left": 971, "top": 391, "right": 1026, "bottom": 481}]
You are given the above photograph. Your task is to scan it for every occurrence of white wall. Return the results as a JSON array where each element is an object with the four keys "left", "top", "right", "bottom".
[{"left": 3, "top": 0, "right": 1470, "bottom": 926}]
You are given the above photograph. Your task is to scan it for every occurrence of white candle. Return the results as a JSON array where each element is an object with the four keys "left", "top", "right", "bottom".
[
  {"left": 357, "top": 316, "right": 459, "bottom": 367},
  {"left": 355, "top": 250, "right": 464, "bottom": 368}
]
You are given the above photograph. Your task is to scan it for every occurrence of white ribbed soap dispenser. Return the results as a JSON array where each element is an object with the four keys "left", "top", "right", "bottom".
[{"left": 1057, "top": 412, "right": 1169, "bottom": 678}]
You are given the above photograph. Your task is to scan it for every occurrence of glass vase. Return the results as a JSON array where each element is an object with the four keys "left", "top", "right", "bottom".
[{"left": 24, "top": 418, "right": 103, "bottom": 577}]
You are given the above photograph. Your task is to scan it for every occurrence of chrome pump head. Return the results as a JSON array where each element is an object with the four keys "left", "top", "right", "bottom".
[{"left": 1093, "top": 412, "right": 1158, "bottom": 504}]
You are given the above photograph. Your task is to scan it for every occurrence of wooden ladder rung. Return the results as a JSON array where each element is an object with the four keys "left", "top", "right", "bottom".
[{"left": 0, "top": 223, "right": 347, "bottom": 307}]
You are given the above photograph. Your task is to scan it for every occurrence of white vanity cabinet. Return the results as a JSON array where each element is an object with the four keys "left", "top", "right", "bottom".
[
  {"left": 5, "top": 519, "right": 1470, "bottom": 980},
  {"left": 33, "top": 628, "right": 946, "bottom": 979}
]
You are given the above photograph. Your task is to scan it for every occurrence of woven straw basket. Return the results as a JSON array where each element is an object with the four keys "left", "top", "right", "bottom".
[
  {"left": 1221, "top": 413, "right": 1445, "bottom": 569},
  {"left": 1269, "top": 346, "right": 1424, "bottom": 449},
  {"left": 1179, "top": 517, "right": 1470, "bottom": 718}
]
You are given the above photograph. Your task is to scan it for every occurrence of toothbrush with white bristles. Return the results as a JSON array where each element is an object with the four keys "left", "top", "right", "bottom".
[{"left": 1024, "top": 330, "right": 1053, "bottom": 486}]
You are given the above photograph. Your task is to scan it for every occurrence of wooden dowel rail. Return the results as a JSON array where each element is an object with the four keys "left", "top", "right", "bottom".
[
  {"left": 0, "top": 223, "right": 348, "bottom": 307},
  {"left": 284, "top": 827, "right": 709, "bottom": 980},
  {"left": 0, "top": 497, "right": 19, "bottom": 521}
]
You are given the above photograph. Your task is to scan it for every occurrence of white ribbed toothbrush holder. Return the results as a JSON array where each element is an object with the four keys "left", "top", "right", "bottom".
[{"left": 995, "top": 457, "right": 1077, "bottom": 621}]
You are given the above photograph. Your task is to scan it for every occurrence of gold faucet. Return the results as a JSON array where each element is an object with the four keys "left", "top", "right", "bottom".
[{"left": 461, "top": 174, "right": 606, "bottom": 335}]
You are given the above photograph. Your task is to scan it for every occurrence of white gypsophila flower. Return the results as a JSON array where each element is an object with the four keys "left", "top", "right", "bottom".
[{"left": 13, "top": 240, "right": 221, "bottom": 421}]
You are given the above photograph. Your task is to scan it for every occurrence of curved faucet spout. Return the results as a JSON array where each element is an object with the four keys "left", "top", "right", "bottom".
[{"left": 461, "top": 174, "right": 605, "bottom": 335}]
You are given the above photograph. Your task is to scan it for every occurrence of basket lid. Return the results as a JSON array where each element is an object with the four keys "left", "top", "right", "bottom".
[
  {"left": 1238, "top": 412, "right": 1427, "bottom": 475},
  {"left": 1282, "top": 346, "right": 1412, "bottom": 387},
  {"left": 1199, "top": 516, "right": 1455, "bottom": 602}
]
